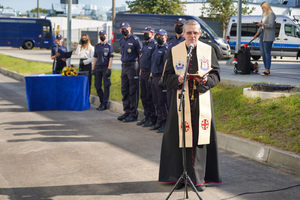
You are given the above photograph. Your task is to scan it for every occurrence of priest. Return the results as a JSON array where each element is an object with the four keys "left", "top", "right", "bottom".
[{"left": 159, "top": 19, "right": 222, "bottom": 191}]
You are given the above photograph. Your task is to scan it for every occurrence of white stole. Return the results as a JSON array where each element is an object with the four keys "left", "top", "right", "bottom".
[{"left": 171, "top": 41, "right": 212, "bottom": 148}]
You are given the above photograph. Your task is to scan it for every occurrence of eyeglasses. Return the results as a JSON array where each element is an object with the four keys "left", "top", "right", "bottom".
[{"left": 186, "top": 31, "right": 200, "bottom": 35}]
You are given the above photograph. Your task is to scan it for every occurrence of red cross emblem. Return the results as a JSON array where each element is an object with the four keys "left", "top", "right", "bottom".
[
  {"left": 181, "top": 121, "right": 190, "bottom": 132},
  {"left": 201, "top": 119, "right": 209, "bottom": 130}
]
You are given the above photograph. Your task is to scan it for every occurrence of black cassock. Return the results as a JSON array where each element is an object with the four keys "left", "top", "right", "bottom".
[{"left": 159, "top": 46, "right": 222, "bottom": 186}]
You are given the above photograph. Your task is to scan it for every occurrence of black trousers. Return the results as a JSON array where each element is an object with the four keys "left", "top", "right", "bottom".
[
  {"left": 140, "top": 70, "right": 155, "bottom": 122},
  {"left": 94, "top": 65, "right": 111, "bottom": 106},
  {"left": 53, "top": 60, "right": 66, "bottom": 74},
  {"left": 79, "top": 59, "right": 92, "bottom": 95},
  {"left": 121, "top": 62, "right": 139, "bottom": 118}
]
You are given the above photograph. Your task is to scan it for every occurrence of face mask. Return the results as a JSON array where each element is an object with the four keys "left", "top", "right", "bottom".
[
  {"left": 156, "top": 37, "right": 164, "bottom": 45},
  {"left": 144, "top": 33, "right": 150, "bottom": 41},
  {"left": 81, "top": 39, "right": 88, "bottom": 44},
  {"left": 175, "top": 25, "right": 183, "bottom": 34},
  {"left": 121, "top": 29, "right": 129, "bottom": 36},
  {"left": 100, "top": 36, "right": 106, "bottom": 41}
]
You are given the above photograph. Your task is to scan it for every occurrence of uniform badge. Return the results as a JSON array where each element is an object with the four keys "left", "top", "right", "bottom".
[
  {"left": 104, "top": 52, "right": 108, "bottom": 56},
  {"left": 175, "top": 61, "right": 185, "bottom": 71},
  {"left": 200, "top": 57, "right": 210, "bottom": 71},
  {"left": 127, "top": 48, "right": 132, "bottom": 53}
]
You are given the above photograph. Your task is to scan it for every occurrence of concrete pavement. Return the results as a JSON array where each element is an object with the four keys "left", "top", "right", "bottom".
[{"left": 1, "top": 73, "right": 300, "bottom": 200}]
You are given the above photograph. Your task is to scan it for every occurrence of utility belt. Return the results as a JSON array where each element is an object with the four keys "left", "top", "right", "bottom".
[
  {"left": 122, "top": 61, "right": 137, "bottom": 66},
  {"left": 152, "top": 73, "right": 162, "bottom": 77},
  {"left": 95, "top": 65, "right": 108, "bottom": 69},
  {"left": 140, "top": 68, "right": 150, "bottom": 72}
]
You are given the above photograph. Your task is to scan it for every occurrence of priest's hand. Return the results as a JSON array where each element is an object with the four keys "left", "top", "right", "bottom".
[
  {"left": 196, "top": 75, "right": 208, "bottom": 85},
  {"left": 178, "top": 74, "right": 184, "bottom": 85}
]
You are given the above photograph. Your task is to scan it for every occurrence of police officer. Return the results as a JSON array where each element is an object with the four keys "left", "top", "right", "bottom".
[
  {"left": 168, "top": 18, "right": 186, "bottom": 49},
  {"left": 136, "top": 26, "right": 157, "bottom": 127},
  {"left": 117, "top": 22, "right": 142, "bottom": 122},
  {"left": 150, "top": 29, "right": 168, "bottom": 133},
  {"left": 165, "top": 18, "right": 186, "bottom": 110},
  {"left": 51, "top": 34, "right": 68, "bottom": 74},
  {"left": 92, "top": 30, "right": 114, "bottom": 111}
]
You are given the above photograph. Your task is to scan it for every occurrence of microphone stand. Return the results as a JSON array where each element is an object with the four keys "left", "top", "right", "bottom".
[{"left": 165, "top": 45, "right": 202, "bottom": 200}]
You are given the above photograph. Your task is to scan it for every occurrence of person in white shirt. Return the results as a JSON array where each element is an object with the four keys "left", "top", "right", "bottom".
[{"left": 75, "top": 34, "right": 94, "bottom": 94}]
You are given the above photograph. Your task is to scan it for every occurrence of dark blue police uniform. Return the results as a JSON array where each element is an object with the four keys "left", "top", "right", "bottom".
[
  {"left": 139, "top": 35, "right": 157, "bottom": 126},
  {"left": 151, "top": 39, "right": 168, "bottom": 132},
  {"left": 119, "top": 31, "right": 142, "bottom": 121},
  {"left": 168, "top": 35, "right": 185, "bottom": 50},
  {"left": 51, "top": 44, "right": 67, "bottom": 74},
  {"left": 94, "top": 42, "right": 114, "bottom": 108}
]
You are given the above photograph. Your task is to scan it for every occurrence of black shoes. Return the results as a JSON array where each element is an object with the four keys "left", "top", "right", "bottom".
[
  {"left": 143, "top": 120, "right": 153, "bottom": 127},
  {"left": 174, "top": 183, "right": 205, "bottom": 192},
  {"left": 150, "top": 124, "right": 160, "bottom": 130},
  {"left": 175, "top": 183, "right": 185, "bottom": 190},
  {"left": 117, "top": 113, "right": 129, "bottom": 121},
  {"left": 136, "top": 118, "right": 146, "bottom": 126},
  {"left": 196, "top": 184, "right": 206, "bottom": 192},
  {"left": 96, "top": 104, "right": 107, "bottom": 111},
  {"left": 123, "top": 116, "right": 137, "bottom": 122},
  {"left": 157, "top": 125, "right": 165, "bottom": 133}
]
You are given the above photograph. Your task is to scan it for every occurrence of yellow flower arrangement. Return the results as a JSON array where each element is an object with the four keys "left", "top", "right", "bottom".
[{"left": 61, "top": 66, "right": 78, "bottom": 76}]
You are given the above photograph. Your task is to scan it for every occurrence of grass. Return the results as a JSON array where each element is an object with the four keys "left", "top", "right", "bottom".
[
  {"left": 1, "top": 53, "right": 299, "bottom": 154},
  {"left": 213, "top": 83, "right": 300, "bottom": 153}
]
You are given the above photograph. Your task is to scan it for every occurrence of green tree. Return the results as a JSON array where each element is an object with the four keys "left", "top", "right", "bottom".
[
  {"left": 0, "top": 4, "right": 3, "bottom": 8},
  {"left": 203, "top": 0, "right": 254, "bottom": 38},
  {"left": 30, "top": 8, "right": 48, "bottom": 14},
  {"left": 126, "top": 0, "right": 185, "bottom": 15}
]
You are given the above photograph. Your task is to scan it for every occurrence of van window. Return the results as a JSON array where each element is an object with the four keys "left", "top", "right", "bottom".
[
  {"left": 284, "top": 24, "right": 300, "bottom": 38},
  {"left": 230, "top": 23, "right": 281, "bottom": 37}
]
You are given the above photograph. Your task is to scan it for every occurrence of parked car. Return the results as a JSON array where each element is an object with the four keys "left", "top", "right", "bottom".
[
  {"left": 227, "top": 15, "right": 300, "bottom": 60},
  {"left": 112, "top": 13, "right": 231, "bottom": 59}
]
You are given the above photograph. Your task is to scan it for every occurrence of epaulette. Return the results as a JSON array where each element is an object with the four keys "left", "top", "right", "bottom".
[{"left": 133, "top": 36, "right": 139, "bottom": 40}]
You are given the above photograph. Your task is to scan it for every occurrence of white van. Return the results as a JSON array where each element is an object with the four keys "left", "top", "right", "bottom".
[{"left": 227, "top": 15, "right": 300, "bottom": 60}]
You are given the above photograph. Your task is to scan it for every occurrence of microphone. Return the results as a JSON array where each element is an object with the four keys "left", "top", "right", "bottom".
[{"left": 187, "top": 43, "right": 194, "bottom": 55}]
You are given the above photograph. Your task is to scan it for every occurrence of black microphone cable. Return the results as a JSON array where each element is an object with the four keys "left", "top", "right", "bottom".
[{"left": 220, "top": 183, "right": 300, "bottom": 200}]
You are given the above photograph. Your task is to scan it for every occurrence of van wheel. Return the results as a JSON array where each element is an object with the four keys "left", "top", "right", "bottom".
[
  {"left": 251, "top": 55, "right": 261, "bottom": 61},
  {"left": 23, "top": 41, "right": 34, "bottom": 50}
]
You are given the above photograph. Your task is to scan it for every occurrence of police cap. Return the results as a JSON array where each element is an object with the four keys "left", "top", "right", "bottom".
[
  {"left": 120, "top": 21, "right": 130, "bottom": 29},
  {"left": 56, "top": 34, "right": 63, "bottom": 40},
  {"left": 143, "top": 26, "right": 155, "bottom": 33},
  {"left": 99, "top": 30, "right": 106, "bottom": 35},
  {"left": 156, "top": 29, "right": 167, "bottom": 36},
  {"left": 176, "top": 18, "right": 186, "bottom": 24}
]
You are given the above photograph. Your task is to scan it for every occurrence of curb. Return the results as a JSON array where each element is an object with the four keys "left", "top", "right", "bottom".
[{"left": 1, "top": 66, "right": 299, "bottom": 177}]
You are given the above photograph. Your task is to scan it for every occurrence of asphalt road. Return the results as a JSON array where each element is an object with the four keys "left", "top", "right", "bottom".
[
  {"left": 0, "top": 47, "right": 299, "bottom": 87},
  {"left": 1, "top": 71, "right": 300, "bottom": 199}
]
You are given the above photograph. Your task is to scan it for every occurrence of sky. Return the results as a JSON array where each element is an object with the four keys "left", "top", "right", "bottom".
[{"left": 0, "top": 0, "right": 127, "bottom": 13}]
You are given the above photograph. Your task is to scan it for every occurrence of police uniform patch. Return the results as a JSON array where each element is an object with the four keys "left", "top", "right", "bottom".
[
  {"left": 175, "top": 61, "right": 185, "bottom": 71},
  {"left": 127, "top": 48, "right": 132, "bottom": 53},
  {"left": 104, "top": 52, "right": 108, "bottom": 56}
]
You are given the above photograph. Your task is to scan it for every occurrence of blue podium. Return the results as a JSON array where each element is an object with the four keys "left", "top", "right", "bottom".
[{"left": 25, "top": 74, "right": 90, "bottom": 111}]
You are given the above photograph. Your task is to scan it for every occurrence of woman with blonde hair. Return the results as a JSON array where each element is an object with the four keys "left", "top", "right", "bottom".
[
  {"left": 75, "top": 33, "right": 94, "bottom": 94},
  {"left": 253, "top": 1, "right": 276, "bottom": 76}
]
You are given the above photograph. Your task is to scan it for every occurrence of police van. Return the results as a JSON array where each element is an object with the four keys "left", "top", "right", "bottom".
[
  {"left": 112, "top": 13, "right": 231, "bottom": 59},
  {"left": 227, "top": 15, "right": 300, "bottom": 60}
]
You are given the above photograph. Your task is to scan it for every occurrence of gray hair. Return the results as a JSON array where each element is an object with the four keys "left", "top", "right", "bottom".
[{"left": 183, "top": 19, "right": 201, "bottom": 32}]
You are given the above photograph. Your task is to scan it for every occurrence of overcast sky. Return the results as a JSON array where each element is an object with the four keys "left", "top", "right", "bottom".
[{"left": 0, "top": 0, "right": 127, "bottom": 13}]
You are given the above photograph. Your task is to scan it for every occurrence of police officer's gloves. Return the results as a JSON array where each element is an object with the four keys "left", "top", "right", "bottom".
[
  {"left": 83, "top": 60, "right": 89, "bottom": 65},
  {"left": 106, "top": 69, "right": 111, "bottom": 77},
  {"left": 148, "top": 76, "right": 152, "bottom": 85}
]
